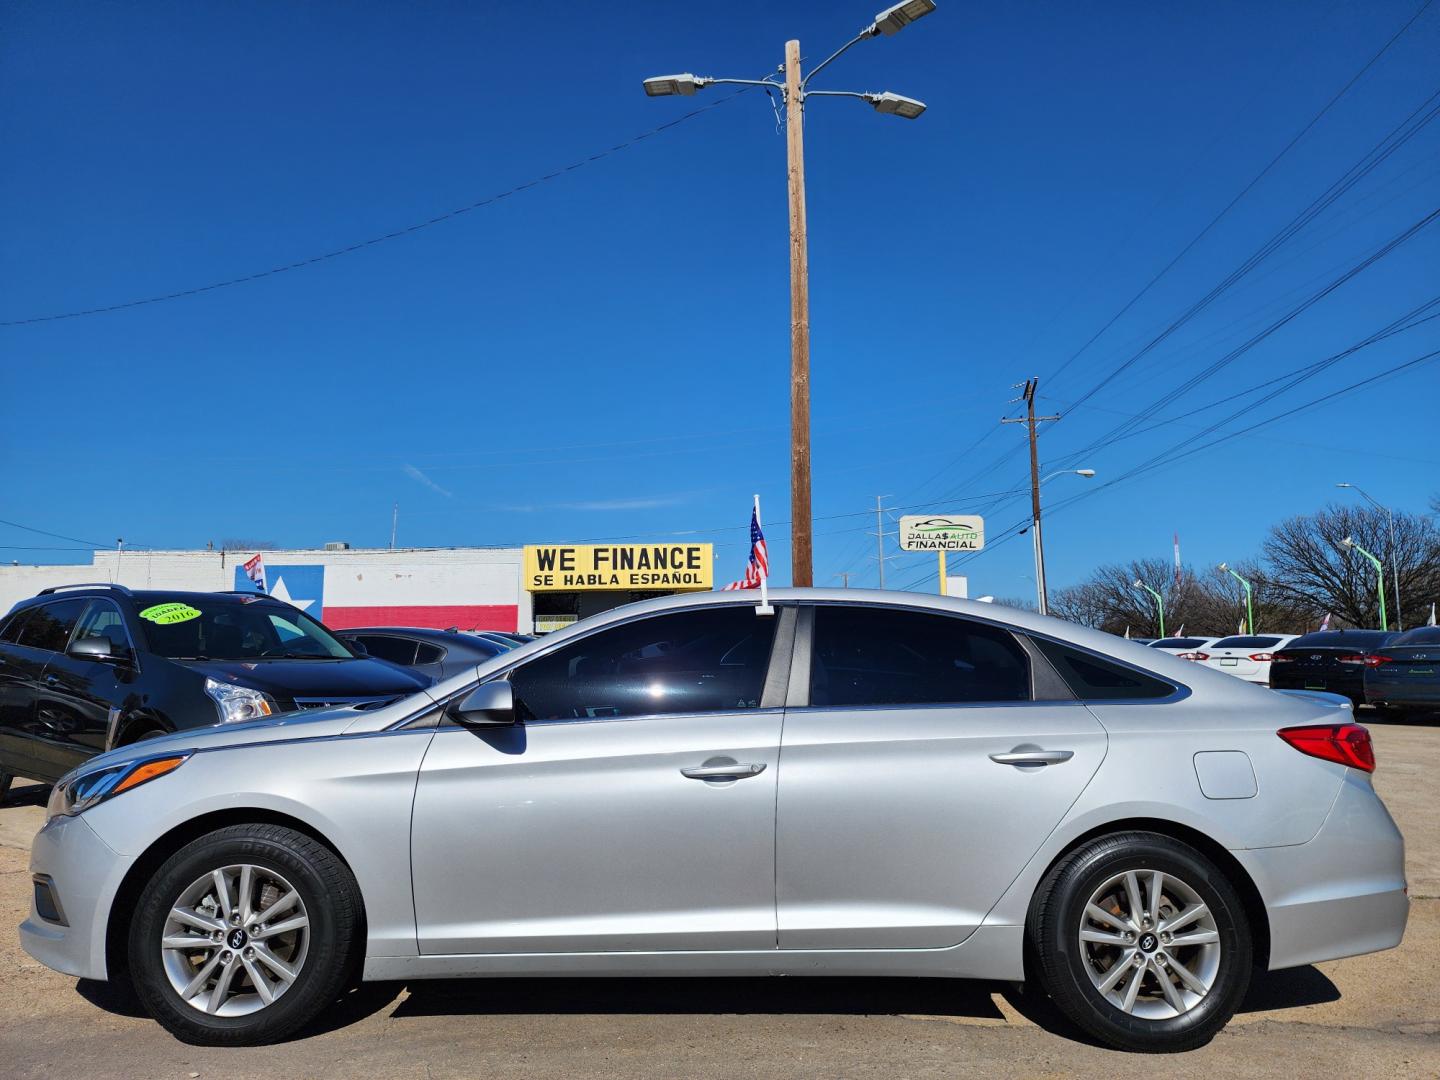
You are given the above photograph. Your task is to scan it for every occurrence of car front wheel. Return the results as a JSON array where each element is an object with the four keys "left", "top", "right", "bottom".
[
  {"left": 1028, "top": 831, "right": 1252, "bottom": 1053},
  {"left": 128, "top": 823, "right": 362, "bottom": 1045}
]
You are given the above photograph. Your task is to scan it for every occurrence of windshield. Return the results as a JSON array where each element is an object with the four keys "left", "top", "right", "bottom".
[{"left": 135, "top": 597, "right": 356, "bottom": 660}]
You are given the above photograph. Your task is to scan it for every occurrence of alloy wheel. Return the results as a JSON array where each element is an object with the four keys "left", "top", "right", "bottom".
[
  {"left": 1077, "top": 868, "right": 1221, "bottom": 1019},
  {"left": 159, "top": 863, "right": 310, "bottom": 1016}
]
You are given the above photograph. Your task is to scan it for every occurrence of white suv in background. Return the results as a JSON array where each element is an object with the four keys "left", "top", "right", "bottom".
[{"left": 1185, "top": 633, "right": 1298, "bottom": 686}]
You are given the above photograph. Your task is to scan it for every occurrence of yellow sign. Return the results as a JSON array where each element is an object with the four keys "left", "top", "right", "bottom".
[{"left": 524, "top": 543, "right": 713, "bottom": 592}]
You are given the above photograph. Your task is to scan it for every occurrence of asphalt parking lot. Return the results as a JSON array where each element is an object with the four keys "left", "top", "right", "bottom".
[{"left": 2, "top": 717, "right": 1438, "bottom": 1079}]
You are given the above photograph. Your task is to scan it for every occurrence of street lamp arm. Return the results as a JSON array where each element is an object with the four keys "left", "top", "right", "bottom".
[
  {"left": 704, "top": 77, "right": 785, "bottom": 88},
  {"left": 802, "top": 89, "right": 876, "bottom": 101},
  {"left": 800, "top": 30, "right": 872, "bottom": 91}
]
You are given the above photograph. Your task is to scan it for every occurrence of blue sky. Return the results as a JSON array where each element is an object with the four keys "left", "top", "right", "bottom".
[{"left": 2, "top": 0, "right": 1437, "bottom": 597}]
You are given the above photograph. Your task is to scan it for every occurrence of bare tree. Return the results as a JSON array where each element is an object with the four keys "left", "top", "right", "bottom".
[
  {"left": 1262, "top": 504, "right": 1440, "bottom": 630},
  {"left": 218, "top": 539, "right": 280, "bottom": 552}
]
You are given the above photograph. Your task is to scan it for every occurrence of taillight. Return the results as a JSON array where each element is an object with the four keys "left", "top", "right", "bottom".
[
  {"left": 1249, "top": 652, "right": 1275, "bottom": 662},
  {"left": 1177, "top": 651, "right": 1209, "bottom": 661},
  {"left": 1337, "top": 654, "right": 1366, "bottom": 665},
  {"left": 1278, "top": 723, "right": 1375, "bottom": 772},
  {"left": 1364, "top": 654, "right": 1395, "bottom": 668}
]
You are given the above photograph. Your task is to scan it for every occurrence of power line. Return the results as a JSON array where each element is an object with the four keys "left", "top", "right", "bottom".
[
  {"left": 1, "top": 88, "right": 755, "bottom": 327},
  {"left": 1043, "top": 0, "right": 1437, "bottom": 390},
  {"left": 0, "top": 516, "right": 108, "bottom": 548}
]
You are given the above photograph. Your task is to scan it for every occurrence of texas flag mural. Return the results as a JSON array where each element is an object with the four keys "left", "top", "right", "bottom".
[{"left": 233, "top": 559, "right": 517, "bottom": 631}]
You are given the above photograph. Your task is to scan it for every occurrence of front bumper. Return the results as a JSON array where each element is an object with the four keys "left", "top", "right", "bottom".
[
  {"left": 18, "top": 812, "right": 134, "bottom": 981},
  {"left": 1235, "top": 769, "right": 1408, "bottom": 970}
]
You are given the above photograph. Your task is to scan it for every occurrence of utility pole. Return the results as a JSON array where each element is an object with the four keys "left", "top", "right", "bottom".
[
  {"left": 785, "top": 39, "right": 813, "bottom": 586},
  {"left": 833, "top": 571, "right": 851, "bottom": 588},
  {"left": 390, "top": 503, "right": 399, "bottom": 550},
  {"left": 1002, "top": 379, "right": 1060, "bottom": 614}
]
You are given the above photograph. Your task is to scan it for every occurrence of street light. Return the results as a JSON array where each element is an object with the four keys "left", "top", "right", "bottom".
[
  {"left": 1134, "top": 579, "right": 1165, "bottom": 638},
  {"left": 644, "top": 3, "right": 936, "bottom": 586},
  {"left": 1339, "top": 536, "right": 1389, "bottom": 631},
  {"left": 1337, "top": 482, "right": 1402, "bottom": 630},
  {"left": 1028, "top": 468, "right": 1095, "bottom": 615},
  {"left": 1218, "top": 562, "right": 1254, "bottom": 635}
]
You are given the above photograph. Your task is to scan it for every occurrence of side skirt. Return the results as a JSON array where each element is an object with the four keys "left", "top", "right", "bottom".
[{"left": 364, "top": 924, "right": 1025, "bottom": 982}]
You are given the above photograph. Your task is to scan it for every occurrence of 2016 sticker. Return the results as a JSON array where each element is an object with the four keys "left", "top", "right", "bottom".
[{"left": 138, "top": 602, "right": 202, "bottom": 625}]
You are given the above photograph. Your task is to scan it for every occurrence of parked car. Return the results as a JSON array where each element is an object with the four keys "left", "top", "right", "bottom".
[
  {"left": 0, "top": 584, "right": 428, "bottom": 794},
  {"left": 21, "top": 590, "right": 1404, "bottom": 1052},
  {"left": 1268, "top": 629, "right": 1394, "bottom": 709},
  {"left": 1147, "top": 636, "right": 1217, "bottom": 657},
  {"left": 1363, "top": 625, "right": 1440, "bottom": 715},
  {"left": 335, "top": 626, "right": 511, "bottom": 683},
  {"left": 1182, "top": 633, "right": 1298, "bottom": 685}
]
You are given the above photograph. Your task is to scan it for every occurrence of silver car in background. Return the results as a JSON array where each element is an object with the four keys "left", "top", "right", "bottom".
[{"left": 20, "top": 590, "right": 1406, "bottom": 1052}]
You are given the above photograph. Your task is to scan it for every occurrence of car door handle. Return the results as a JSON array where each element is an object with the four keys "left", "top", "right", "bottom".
[
  {"left": 989, "top": 749, "right": 1074, "bottom": 766},
  {"left": 680, "top": 762, "right": 767, "bottom": 780}
]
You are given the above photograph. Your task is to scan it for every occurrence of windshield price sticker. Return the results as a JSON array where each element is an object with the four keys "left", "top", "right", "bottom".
[
  {"left": 138, "top": 602, "right": 203, "bottom": 625},
  {"left": 897, "top": 515, "right": 986, "bottom": 552}
]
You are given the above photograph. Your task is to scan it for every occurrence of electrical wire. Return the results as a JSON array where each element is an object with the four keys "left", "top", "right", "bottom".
[{"left": 0, "top": 88, "right": 756, "bottom": 327}]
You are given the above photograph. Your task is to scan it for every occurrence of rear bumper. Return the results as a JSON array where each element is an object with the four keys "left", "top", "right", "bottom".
[
  {"left": 1271, "top": 672, "right": 1364, "bottom": 699},
  {"left": 1365, "top": 675, "right": 1440, "bottom": 706},
  {"left": 1234, "top": 770, "right": 1407, "bottom": 970},
  {"left": 18, "top": 813, "right": 132, "bottom": 981}
]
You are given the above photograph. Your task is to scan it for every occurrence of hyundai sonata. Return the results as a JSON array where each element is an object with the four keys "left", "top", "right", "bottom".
[{"left": 19, "top": 590, "right": 1407, "bottom": 1052}]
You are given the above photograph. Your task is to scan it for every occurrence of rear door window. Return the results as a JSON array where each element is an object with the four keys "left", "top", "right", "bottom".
[
  {"left": 809, "top": 605, "right": 1030, "bottom": 707},
  {"left": 353, "top": 635, "right": 419, "bottom": 666},
  {"left": 15, "top": 599, "right": 87, "bottom": 653},
  {"left": 1032, "top": 638, "right": 1178, "bottom": 701}
]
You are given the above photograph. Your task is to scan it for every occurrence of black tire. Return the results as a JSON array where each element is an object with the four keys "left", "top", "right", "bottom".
[
  {"left": 128, "top": 824, "right": 362, "bottom": 1046},
  {"left": 1027, "top": 831, "right": 1252, "bottom": 1053}
]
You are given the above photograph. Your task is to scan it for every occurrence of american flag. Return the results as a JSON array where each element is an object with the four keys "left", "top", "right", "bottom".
[
  {"left": 722, "top": 506, "right": 769, "bottom": 591},
  {"left": 242, "top": 553, "right": 268, "bottom": 594}
]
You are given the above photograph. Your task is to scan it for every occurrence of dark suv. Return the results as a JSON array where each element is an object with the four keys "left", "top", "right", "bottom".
[{"left": 0, "top": 584, "right": 428, "bottom": 794}]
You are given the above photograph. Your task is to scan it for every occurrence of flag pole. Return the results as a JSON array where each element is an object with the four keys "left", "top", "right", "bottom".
[{"left": 755, "top": 493, "right": 774, "bottom": 615}]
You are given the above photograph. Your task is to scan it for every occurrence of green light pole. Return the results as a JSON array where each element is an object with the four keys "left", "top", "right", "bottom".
[
  {"left": 1218, "top": 562, "right": 1254, "bottom": 635},
  {"left": 1133, "top": 579, "right": 1165, "bottom": 638},
  {"left": 1340, "top": 536, "right": 1388, "bottom": 631}
]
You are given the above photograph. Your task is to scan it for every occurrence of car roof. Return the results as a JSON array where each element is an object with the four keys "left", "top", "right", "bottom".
[{"left": 22, "top": 587, "right": 293, "bottom": 608}]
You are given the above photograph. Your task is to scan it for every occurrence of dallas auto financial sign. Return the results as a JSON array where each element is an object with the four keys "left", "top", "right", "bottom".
[{"left": 897, "top": 515, "right": 986, "bottom": 552}]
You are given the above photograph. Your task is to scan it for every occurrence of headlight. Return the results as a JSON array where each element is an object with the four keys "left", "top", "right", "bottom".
[
  {"left": 205, "top": 677, "right": 276, "bottom": 724},
  {"left": 46, "top": 755, "right": 189, "bottom": 822}
]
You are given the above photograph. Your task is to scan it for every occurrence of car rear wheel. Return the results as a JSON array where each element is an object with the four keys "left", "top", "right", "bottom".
[
  {"left": 1027, "top": 831, "right": 1252, "bottom": 1053},
  {"left": 128, "top": 823, "right": 362, "bottom": 1045}
]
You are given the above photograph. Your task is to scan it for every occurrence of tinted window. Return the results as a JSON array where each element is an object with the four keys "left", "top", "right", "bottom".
[
  {"left": 0, "top": 608, "right": 32, "bottom": 644},
  {"left": 353, "top": 635, "right": 418, "bottom": 666},
  {"left": 1033, "top": 638, "right": 1177, "bottom": 701},
  {"left": 809, "top": 606, "right": 1029, "bottom": 707},
  {"left": 1211, "top": 635, "right": 1284, "bottom": 649},
  {"left": 74, "top": 601, "right": 132, "bottom": 651},
  {"left": 16, "top": 599, "right": 87, "bottom": 652},
  {"left": 1286, "top": 630, "right": 1392, "bottom": 650},
  {"left": 1150, "top": 637, "right": 1210, "bottom": 649},
  {"left": 1392, "top": 626, "right": 1440, "bottom": 645},
  {"left": 508, "top": 607, "right": 778, "bottom": 721},
  {"left": 414, "top": 642, "right": 447, "bottom": 665}
]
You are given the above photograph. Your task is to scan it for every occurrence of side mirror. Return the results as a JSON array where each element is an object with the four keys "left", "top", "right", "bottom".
[
  {"left": 449, "top": 680, "right": 516, "bottom": 727},
  {"left": 69, "top": 636, "right": 130, "bottom": 665}
]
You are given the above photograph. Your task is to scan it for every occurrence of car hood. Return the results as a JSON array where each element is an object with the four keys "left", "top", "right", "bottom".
[
  {"left": 73, "top": 687, "right": 439, "bottom": 780},
  {"left": 179, "top": 657, "right": 429, "bottom": 697}
]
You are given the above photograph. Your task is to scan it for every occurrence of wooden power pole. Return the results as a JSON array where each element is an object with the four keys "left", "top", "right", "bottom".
[
  {"left": 1003, "top": 379, "right": 1060, "bottom": 614},
  {"left": 785, "top": 39, "right": 813, "bottom": 587}
]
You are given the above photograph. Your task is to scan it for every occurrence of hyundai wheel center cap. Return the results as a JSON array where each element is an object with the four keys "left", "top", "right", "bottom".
[
  {"left": 228, "top": 928, "right": 248, "bottom": 950},
  {"left": 1138, "top": 932, "right": 1158, "bottom": 953}
]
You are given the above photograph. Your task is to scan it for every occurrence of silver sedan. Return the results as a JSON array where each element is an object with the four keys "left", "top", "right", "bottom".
[{"left": 19, "top": 589, "right": 1407, "bottom": 1052}]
